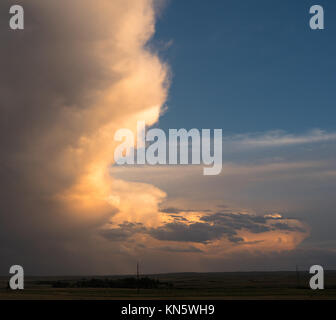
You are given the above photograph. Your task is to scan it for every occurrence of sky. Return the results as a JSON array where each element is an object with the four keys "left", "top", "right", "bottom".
[
  {"left": 154, "top": 0, "right": 336, "bottom": 133},
  {"left": 0, "top": 0, "right": 335, "bottom": 276}
]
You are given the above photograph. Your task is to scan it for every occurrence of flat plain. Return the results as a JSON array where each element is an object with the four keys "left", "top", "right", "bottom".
[{"left": 1, "top": 271, "right": 336, "bottom": 300}]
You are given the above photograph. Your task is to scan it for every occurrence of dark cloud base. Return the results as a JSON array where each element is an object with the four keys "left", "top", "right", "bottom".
[{"left": 101, "top": 211, "right": 306, "bottom": 244}]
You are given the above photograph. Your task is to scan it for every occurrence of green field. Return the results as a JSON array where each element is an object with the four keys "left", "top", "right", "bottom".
[{"left": 1, "top": 271, "right": 336, "bottom": 300}]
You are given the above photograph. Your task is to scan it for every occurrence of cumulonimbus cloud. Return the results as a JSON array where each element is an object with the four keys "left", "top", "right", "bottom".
[{"left": 0, "top": 0, "right": 170, "bottom": 274}]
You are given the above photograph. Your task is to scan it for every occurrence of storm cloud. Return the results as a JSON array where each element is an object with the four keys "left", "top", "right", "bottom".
[{"left": 0, "top": 0, "right": 169, "bottom": 275}]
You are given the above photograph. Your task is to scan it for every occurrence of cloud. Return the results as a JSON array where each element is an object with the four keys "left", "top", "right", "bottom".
[
  {"left": 101, "top": 209, "right": 309, "bottom": 255},
  {"left": 158, "top": 246, "right": 203, "bottom": 253},
  {"left": 224, "top": 129, "right": 336, "bottom": 150},
  {"left": 149, "top": 222, "right": 231, "bottom": 243},
  {"left": 0, "top": 0, "right": 332, "bottom": 275},
  {"left": 160, "top": 207, "right": 212, "bottom": 214},
  {"left": 160, "top": 207, "right": 187, "bottom": 214},
  {"left": 160, "top": 129, "right": 336, "bottom": 160},
  {"left": 100, "top": 222, "right": 147, "bottom": 241},
  {"left": 0, "top": 0, "right": 169, "bottom": 275},
  {"left": 111, "top": 154, "right": 336, "bottom": 271}
]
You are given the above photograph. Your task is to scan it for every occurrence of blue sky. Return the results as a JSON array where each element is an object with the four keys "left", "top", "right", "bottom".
[{"left": 154, "top": 0, "right": 336, "bottom": 134}]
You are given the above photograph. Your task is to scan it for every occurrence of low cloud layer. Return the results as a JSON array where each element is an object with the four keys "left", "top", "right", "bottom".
[{"left": 101, "top": 209, "right": 308, "bottom": 259}]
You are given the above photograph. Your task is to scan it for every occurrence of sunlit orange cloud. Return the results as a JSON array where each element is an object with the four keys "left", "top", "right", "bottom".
[
  {"left": 100, "top": 202, "right": 309, "bottom": 258},
  {"left": 52, "top": 0, "right": 168, "bottom": 224}
]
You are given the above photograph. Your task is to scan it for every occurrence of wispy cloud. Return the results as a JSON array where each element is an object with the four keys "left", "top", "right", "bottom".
[{"left": 225, "top": 129, "right": 336, "bottom": 149}]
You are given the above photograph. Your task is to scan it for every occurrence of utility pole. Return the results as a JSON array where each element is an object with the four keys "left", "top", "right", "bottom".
[
  {"left": 137, "top": 261, "right": 139, "bottom": 280},
  {"left": 296, "top": 265, "right": 300, "bottom": 288},
  {"left": 137, "top": 261, "right": 140, "bottom": 294}
]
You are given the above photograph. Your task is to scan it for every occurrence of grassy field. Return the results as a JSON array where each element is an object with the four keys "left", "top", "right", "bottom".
[{"left": 1, "top": 271, "right": 336, "bottom": 300}]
